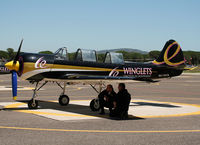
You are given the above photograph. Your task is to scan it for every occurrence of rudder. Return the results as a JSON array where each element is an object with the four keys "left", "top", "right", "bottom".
[{"left": 153, "top": 40, "right": 185, "bottom": 66}]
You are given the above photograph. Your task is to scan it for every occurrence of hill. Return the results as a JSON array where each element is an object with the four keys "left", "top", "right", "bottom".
[{"left": 97, "top": 48, "right": 148, "bottom": 54}]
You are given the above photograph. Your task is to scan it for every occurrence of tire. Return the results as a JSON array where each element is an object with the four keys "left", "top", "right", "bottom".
[
  {"left": 28, "top": 99, "right": 38, "bottom": 109},
  {"left": 90, "top": 99, "right": 100, "bottom": 111},
  {"left": 59, "top": 95, "right": 70, "bottom": 106}
]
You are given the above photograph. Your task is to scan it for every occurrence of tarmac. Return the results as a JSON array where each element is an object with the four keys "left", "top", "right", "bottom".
[{"left": 0, "top": 73, "right": 200, "bottom": 145}]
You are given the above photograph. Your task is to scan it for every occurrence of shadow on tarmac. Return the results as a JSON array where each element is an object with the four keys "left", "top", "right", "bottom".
[
  {"left": 131, "top": 102, "right": 180, "bottom": 108},
  {"left": 3, "top": 100, "right": 144, "bottom": 120}
]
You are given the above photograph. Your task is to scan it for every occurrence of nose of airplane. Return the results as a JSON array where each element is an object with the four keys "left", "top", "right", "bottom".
[{"left": 5, "top": 61, "right": 20, "bottom": 72}]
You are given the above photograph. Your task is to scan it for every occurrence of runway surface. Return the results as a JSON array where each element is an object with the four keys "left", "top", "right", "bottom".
[{"left": 0, "top": 73, "right": 200, "bottom": 145}]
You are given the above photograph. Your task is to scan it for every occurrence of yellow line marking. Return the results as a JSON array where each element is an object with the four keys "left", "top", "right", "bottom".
[
  {"left": 0, "top": 126, "right": 200, "bottom": 133},
  {"left": 18, "top": 87, "right": 35, "bottom": 90},
  {"left": 4, "top": 100, "right": 107, "bottom": 118},
  {"left": 3, "top": 99, "right": 200, "bottom": 118},
  {"left": 4, "top": 102, "right": 24, "bottom": 109},
  {"left": 135, "top": 100, "right": 200, "bottom": 118}
]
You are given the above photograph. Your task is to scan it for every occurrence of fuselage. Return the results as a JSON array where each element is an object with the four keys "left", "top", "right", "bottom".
[{"left": 19, "top": 53, "right": 184, "bottom": 82}]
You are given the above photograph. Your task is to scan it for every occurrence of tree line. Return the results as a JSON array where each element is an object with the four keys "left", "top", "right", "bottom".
[{"left": 0, "top": 48, "right": 199, "bottom": 65}]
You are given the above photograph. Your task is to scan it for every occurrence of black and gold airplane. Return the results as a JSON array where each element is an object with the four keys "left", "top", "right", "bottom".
[{"left": 4, "top": 39, "right": 186, "bottom": 110}]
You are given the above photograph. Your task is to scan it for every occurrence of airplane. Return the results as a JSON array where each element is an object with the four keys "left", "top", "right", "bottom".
[
  {"left": 0, "top": 60, "right": 10, "bottom": 74},
  {"left": 4, "top": 39, "right": 186, "bottom": 110},
  {"left": 0, "top": 65, "right": 10, "bottom": 74}
]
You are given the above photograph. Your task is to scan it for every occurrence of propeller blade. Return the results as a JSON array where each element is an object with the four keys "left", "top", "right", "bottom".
[
  {"left": 11, "top": 71, "right": 17, "bottom": 100},
  {"left": 14, "top": 39, "right": 23, "bottom": 64}
]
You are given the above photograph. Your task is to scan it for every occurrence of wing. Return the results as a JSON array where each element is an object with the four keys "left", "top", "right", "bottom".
[{"left": 43, "top": 73, "right": 159, "bottom": 84}]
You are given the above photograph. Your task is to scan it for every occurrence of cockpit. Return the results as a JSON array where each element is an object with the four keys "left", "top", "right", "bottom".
[
  {"left": 54, "top": 47, "right": 124, "bottom": 64},
  {"left": 104, "top": 52, "right": 124, "bottom": 64},
  {"left": 75, "top": 49, "right": 97, "bottom": 62},
  {"left": 54, "top": 47, "right": 69, "bottom": 60}
]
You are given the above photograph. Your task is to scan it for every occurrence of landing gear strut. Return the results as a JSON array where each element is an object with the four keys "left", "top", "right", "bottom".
[
  {"left": 57, "top": 82, "right": 70, "bottom": 106},
  {"left": 28, "top": 81, "right": 48, "bottom": 109},
  {"left": 27, "top": 81, "right": 70, "bottom": 109}
]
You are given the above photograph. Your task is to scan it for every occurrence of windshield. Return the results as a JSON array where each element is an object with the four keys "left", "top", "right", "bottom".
[{"left": 54, "top": 47, "right": 68, "bottom": 60}]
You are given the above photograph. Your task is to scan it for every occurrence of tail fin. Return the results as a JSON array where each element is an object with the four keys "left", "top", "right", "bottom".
[{"left": 152, "top": 40, "right": 185, "bottom": 66}]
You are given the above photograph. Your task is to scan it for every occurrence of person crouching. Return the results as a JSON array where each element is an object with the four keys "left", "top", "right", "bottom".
[
  {"left": 98, "top": 84, "right": 117, "bottom": 115},
  {"left": 111, "top": 83, "right": 131, "bottom": 119}
]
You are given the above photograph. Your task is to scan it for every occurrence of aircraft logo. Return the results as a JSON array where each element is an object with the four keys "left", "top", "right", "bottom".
[
  {"left": 35, "top": 57, "right": 47, "bottom": 69},
  {"left": 109, "top": 67, "right": 119, "bottom": 77}
]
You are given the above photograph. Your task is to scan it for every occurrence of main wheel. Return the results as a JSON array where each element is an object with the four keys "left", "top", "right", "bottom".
[
  {"left": 28, "top": 99, "right": 38, "bottom": 109},
  {"left": 59, "top": 95, "right": 70, "bottom": 106},
  {"left": 90, "top": 99, "right": 100, "bottom": 111}
]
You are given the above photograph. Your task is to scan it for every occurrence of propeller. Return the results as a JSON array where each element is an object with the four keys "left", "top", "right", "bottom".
[
  {"left": 5, "top": 39, "right": 23, "bottom": 100},
  {"left": 14, "top": 39, "right": 23, "bottom": 64}
]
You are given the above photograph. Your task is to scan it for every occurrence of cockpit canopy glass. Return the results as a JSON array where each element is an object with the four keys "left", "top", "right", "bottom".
[
  {"left": 54, "top": 47, "right": 69, "bottom": 60},
  {"left": 75, "top": 49, "right": 97, "bottom": 62},
  {"left": 104, "top": 52, "right": 124, "bottom": 64},
  {"left": 54, "top": 47, "right": 124, "bottom": 64}
]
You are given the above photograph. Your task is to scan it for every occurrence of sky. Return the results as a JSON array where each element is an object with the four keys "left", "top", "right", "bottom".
[{"left": 0, "top": 0, "right": 200, "bottom": 53}]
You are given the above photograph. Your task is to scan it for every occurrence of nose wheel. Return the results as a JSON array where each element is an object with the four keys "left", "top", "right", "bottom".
[
  {"left": 27, "top": 82, "right": 41, "bottom": 109},
  {"left": 59, "top": 95, "right": 70, "bottom": 106},
  {"left": 28, "top": 99, "right": 38, "bottom": 109}
]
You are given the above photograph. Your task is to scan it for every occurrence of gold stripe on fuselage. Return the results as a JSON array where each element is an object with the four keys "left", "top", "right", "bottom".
[
  {"left": 23, "top": 62, "right": 124, "bottom": 74},
  {"left": 23, "top": 63, "right": 53, "bottom": 74},
  {"left": 52, "top": 64, "right": 113, "bottom": 71}
]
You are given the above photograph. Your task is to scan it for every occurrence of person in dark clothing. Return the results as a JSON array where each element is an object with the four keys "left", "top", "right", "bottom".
[
  {"left": 98, "top": 84, "right": 116, "bottom": 115},
  {"left": 111, "top": 83, "right": 131, "bottom": 119}
]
